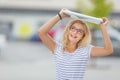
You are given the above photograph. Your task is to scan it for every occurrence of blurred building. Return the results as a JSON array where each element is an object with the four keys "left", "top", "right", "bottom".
[{"left": 0, "top": 0, "right": 120, "bottom": 41}]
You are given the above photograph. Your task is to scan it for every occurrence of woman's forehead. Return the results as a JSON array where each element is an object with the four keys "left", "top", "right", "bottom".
[{"left": 72, "top": 23, "right": 84, "bottom": 29}]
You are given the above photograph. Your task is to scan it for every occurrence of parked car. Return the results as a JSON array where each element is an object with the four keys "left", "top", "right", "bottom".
[
  {"left": 0, "top": 34, "right": 7, "bottom": 49},
  {"left": 95, "top": 27, "right": 120, "bottom": 56},
  {"left": 0, "top": 34, "right": 7, "bottom": 56},
  {"left": 30, "top": 29, "right": 55, "bottom": 42}
]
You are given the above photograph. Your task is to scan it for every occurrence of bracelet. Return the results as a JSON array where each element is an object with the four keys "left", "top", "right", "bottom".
[{"left": 58, "top": 13, "right": 62, "bottom": 20}]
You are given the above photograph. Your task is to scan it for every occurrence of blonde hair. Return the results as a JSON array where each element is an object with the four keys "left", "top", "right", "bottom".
[{"left": 61, "top": 19, "right": 91, "bottom": 51}]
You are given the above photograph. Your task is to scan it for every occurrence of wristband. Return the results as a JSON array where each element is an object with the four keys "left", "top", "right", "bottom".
[{"left": 58, "top": 13, "right": 62, "bottom": 20}]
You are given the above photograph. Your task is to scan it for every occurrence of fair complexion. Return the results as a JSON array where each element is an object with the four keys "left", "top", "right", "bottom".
[
  {"left": 38, "top": 8, "right": 69, "bottom": 53},
  {"left": 38, "top": 8, "right": 113, "bottom": 56},
  {"left": 91, "top": 18, "right": 113, "bottom": 57},
  {"left": 69, "top": 23, "right": 84, "bottom": 44},
  {"left": 66, "top": 23, "right": 84, "bottom": 53},
  {"left": 67, "top": 18, "right": 113, "bottom": 56}
]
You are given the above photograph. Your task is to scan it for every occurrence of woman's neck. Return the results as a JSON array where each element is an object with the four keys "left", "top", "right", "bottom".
[
  {"left": 68, "top": 43, "right": 77, "bottom": 48},
  {"left": 66, "top": 42, "right": 78, "bottom": 53},
  {"left": 68, "top": 41, "right": 78, "bottom": 47}
]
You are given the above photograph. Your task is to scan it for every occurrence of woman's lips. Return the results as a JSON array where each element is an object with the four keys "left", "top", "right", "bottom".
[{"left": 71, "top": 34, "right": 77, "bottom": 39}]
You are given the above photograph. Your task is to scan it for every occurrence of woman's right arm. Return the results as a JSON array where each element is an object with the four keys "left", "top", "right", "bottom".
[{"left": 38, "top": 8, "right": 69, "bottom": 53}]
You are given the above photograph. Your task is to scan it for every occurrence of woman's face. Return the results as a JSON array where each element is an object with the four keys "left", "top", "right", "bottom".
[{"left": 68, "top": 22, "right": 84, "bottom": 44}]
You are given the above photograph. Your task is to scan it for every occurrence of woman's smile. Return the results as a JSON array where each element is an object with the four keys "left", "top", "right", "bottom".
[{"left": 68, "top": 23, "right": 84, "bottom": 43}]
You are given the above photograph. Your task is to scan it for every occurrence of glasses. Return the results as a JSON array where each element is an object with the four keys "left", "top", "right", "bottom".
[{"left": 70, "top": 26, "right": 84, "bottom": 34}]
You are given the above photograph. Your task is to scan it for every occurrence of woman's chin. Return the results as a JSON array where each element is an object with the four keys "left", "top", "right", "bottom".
[{"left": 69, "top": 38, "right": 78, "bottom": 43}]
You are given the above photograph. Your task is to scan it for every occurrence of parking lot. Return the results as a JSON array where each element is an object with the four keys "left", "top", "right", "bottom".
[{"left": 0, "top": 41, "right": 120, "bottom": 80}]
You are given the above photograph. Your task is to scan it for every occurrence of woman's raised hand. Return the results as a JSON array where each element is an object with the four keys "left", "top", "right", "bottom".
[
  {"left": 59, "top": 8, "right": 70, "bottom": 19},
  {"left": 100, "top": 17, "right": 109, "bottom": 27}
]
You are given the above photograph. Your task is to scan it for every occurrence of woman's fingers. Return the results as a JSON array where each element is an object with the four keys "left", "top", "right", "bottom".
[
  {"left": 100, "top": 17, "right": 109, "bottom": 27},
  {"left": 59, "top": 8, "right": 70, "bottom": 18}
]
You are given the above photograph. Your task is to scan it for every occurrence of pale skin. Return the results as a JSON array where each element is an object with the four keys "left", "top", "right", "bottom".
[{"left": 38, "top": 8, "right": 113, "bottom": 57}]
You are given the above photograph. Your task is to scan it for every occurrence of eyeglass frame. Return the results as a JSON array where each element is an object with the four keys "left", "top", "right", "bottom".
[{"left": 69, "top": 26, "right": 84, "bottom": 34}]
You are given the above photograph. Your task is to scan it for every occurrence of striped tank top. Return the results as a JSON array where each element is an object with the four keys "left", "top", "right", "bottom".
[{"left": 54, "top": 42, "right": 93, "bottom": 80}]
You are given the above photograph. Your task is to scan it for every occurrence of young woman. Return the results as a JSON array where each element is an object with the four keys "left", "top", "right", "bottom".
[{"left": 38, "top": 8, "right": 113, "bottom": 80}]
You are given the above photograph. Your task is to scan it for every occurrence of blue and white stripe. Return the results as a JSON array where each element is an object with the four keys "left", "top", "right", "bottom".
[{"left": 54, "top": 42, "right": 93, "bottom": 80}]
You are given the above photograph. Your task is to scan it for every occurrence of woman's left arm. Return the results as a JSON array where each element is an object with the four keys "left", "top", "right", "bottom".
[{"left": 91, "top": 17, "right": 113, "bottom": 57}]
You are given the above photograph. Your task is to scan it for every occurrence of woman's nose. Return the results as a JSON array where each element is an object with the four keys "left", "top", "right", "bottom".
[{"left": 72, "top": 30, "right": 78, "bottom": 34}]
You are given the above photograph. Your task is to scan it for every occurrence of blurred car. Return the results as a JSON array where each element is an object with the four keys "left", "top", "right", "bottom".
[
  {"left": 95, "top": 27, "right": 120, "bottom": 57},
  {"left": 30, "top": 29, "right": 55, "bottom": 42},
  {"left": 0, "top": 34, "right": 7, "bottom": 50}
]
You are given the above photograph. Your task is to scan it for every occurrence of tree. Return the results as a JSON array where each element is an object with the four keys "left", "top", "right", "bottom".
[
  {"left": 76, "top": 0, "right": 114, "bottom": 67},
  {"left": 76, "top": 0, "right": 113, "bottom": 44}
]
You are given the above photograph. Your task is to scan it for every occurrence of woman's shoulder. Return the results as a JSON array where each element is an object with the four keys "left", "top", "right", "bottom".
[
  {"left": 55, "top": 41, "right": 63, "bottom": 50},
  {"left": 56, "top": 41, "right": 63, "bottom": 47},
  {"left": 53, "top": 41, "right": 63, "bottom": 54}
]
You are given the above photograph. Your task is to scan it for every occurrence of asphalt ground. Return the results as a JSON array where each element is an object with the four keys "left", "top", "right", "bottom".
[{"left": 0, "top": 41, "right": 120, "bottom": 80}]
